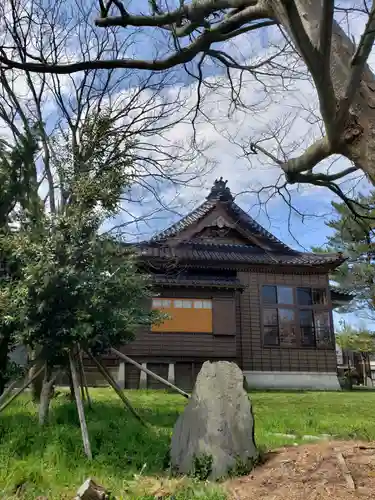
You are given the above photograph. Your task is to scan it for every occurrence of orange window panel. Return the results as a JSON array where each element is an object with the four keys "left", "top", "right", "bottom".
[{"left": 151, "top": 298, "right": 212, "bottom": 333}]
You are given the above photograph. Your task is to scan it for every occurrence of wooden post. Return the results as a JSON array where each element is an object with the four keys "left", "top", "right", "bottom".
[
  {"left": 78, "top": 348, "right": 92, "bottom": 409},
  {"left": 0, "top": 365, "right": 45, "bottom": 413},
  {"left": 69, "top": 350, "right": 92, "bottom": 460},
  {"left": 86, "top": 352, "right": 147, "bottom": 427},
  {"left": 110, "top": 347, "right": 189, "bottom": 398},
  {"left": 0, "top": 378, "right": 20, "bottom": 406}
]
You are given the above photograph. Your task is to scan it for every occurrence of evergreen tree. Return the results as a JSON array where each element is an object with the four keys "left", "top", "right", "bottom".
[
  {"left": 0, "top": 129, "right": 41, "bottom": 395},
  {"left": 336, "top": 322, "right": 375, "bottom": 386},
  {"left": 3, "top": 112, "right": 165, "bottom": 424},
  {"left": 313, "top": 192, "right": 375, "bottom": 319}
]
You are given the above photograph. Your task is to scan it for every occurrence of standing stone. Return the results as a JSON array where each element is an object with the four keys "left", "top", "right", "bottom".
[{"left": 170, "top": 361, "right": 258, "bottom": 480}]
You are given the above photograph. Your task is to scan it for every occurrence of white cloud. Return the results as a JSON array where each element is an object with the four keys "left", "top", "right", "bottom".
[{"left": 115, "top": 6, "right": 375, "bottom": 242}]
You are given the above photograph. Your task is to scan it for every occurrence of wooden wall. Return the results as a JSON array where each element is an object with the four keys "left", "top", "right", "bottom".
[
  {"left": 77, "top": 266, "right": 337, "bottom": 390},
  {"left": 238, "top": 269, "right": 337, "bottom": 373},
  {"left": 123, "top": 287, "right": 239, "bottom": 360}
]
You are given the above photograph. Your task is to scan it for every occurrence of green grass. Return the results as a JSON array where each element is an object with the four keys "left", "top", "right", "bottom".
[{"left": 0, "top": 389, "right": 375, "bottom": 499}]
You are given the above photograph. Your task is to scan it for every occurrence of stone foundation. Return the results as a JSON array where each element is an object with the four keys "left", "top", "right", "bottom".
[{"left": 244, "top": 371, "right": 341, "bottom": 390}]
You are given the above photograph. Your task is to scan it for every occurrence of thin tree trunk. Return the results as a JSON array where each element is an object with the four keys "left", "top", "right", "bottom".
[
  {"left": 38, "top": 363, "right": 55, "bottom": 426},
  {"left": 29, "top": 347, "right": 44, "bottom": 402},
  {"left": 69, "top": 350, "right": 92, "bottom": 460},
  {"left": 362, "top": 355, "right": 367, "bottom": 386},
  {"left": 77, "top": 356, "right": 86, "bottom": 403}
]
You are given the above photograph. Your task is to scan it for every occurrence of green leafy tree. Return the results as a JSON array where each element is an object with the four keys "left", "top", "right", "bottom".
[
  {"left": 336, "top": 322, "right": 375, "bottom": 386},
  {"left": 312, "top": 192, "right": 375, "bottom": 319},
  {"left": 11, "top": 210, "right": 159, "bottom": 424},
  {"left": 0, "top": 129, "right": 41, "bottom": 395},
  {"left": 5, "top": 114, "right": 165, "bottom": 424}
]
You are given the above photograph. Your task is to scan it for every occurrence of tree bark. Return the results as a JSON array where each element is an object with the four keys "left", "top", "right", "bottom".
[
  {"left": 271, "top": 0, "right": 375, "bottom": 180},
  {"left": 29, "top": 347, "right": 44, "bottom": 402},
  {"left": 38, "top": 363, "right": 55, "bottom": 426}
]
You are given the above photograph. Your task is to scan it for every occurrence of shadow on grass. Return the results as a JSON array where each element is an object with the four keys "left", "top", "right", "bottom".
[{"left": 0, "top": 396, "right": 178, "bottom": 480}]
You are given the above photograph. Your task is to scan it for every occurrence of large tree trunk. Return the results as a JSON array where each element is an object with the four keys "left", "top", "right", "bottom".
[{"left": 271, "top": 0, "right": 375, "bottom": 180}]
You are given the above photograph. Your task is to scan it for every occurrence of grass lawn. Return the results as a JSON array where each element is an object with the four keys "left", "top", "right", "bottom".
[{"left": 0, "top": 389, "right": 375, "bottom": 499}]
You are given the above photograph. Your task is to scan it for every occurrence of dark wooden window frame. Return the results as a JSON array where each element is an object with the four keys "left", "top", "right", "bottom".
[{"left": 260, "top": 285, "right": 334, "bottom": 349}]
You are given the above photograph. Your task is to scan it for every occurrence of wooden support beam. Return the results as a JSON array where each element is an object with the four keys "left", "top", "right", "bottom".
[
  {"left": 69, "top": 350, "right": 92, "bottom": 460},
  {"left": 87, "top": 351, "right": 147, "bottom": 427},
  {"left": 110, "top": 347, "right": 189, "bottom": 398},
  {"left": 78, "top": 347, "right": 92, "bottom": 410},
  {"left": 0, "top": 365, "right": 45, "bottom": 413}
]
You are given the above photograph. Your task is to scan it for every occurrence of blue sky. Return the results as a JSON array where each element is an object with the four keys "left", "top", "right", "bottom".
[
  {"left": 101, "top": 2, "right": 374, "bottom": 331},
  {"left": 8, "top": 0, "right": 369, "bottom": 331}
]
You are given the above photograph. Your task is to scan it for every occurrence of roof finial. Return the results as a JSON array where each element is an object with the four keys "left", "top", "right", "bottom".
[{"left": 206, "top": 177, "right": 234, "bottom": 202}]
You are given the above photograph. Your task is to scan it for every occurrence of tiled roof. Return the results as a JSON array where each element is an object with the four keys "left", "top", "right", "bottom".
[
  {"left": 142, "top": 180, "right": 345, "bottom": 269},
  {"left": 151, "top": 198, "right": 293, "bottom": 253},
  {"left": 152, "top": 274, "right": 244, "bottom": 290},
  {"left": 330, "top": 285, "right": 355, "bottom": 300},
  {"left": 135, "top": 242, "right": 344, "bottom": 267},
  {"left": 151, "top": 198, "right": 216, "bottom": 242}
]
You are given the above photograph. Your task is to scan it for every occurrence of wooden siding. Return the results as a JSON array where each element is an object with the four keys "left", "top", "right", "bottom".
[
  {"left": 213, "top": 296, "right": 236, "bottom": 335},
  {"left": 75, "top": 268, "right": 337, "bottom": 390},
  {"left": 124, "top": 288, "right": 237, "bottom": 359},
  {"left": 147, "top": 363, "right": 169, "bottom": 389},
  {"left": 238, "top": 270, "right": 337, "bottom": 373},
  {"left": 175, "top": 361, "right": 204, "bottom": 391}
]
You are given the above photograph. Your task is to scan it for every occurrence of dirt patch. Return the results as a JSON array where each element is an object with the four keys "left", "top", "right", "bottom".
[{"left": 225, "top": 441, "right": 375, "bottom": 499}]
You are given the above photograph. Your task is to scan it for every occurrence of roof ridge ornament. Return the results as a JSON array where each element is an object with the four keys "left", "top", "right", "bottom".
[{"left": 206, "top": 177, "right": 234, "bottom": 202}]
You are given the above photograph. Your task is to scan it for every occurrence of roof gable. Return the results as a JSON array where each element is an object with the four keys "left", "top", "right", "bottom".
[
  {"left": 142, "top": 178, "right": 344, "bottom": 269},
  {"left": 150, "top": 178, "right": 295, "bottom": 254}
]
